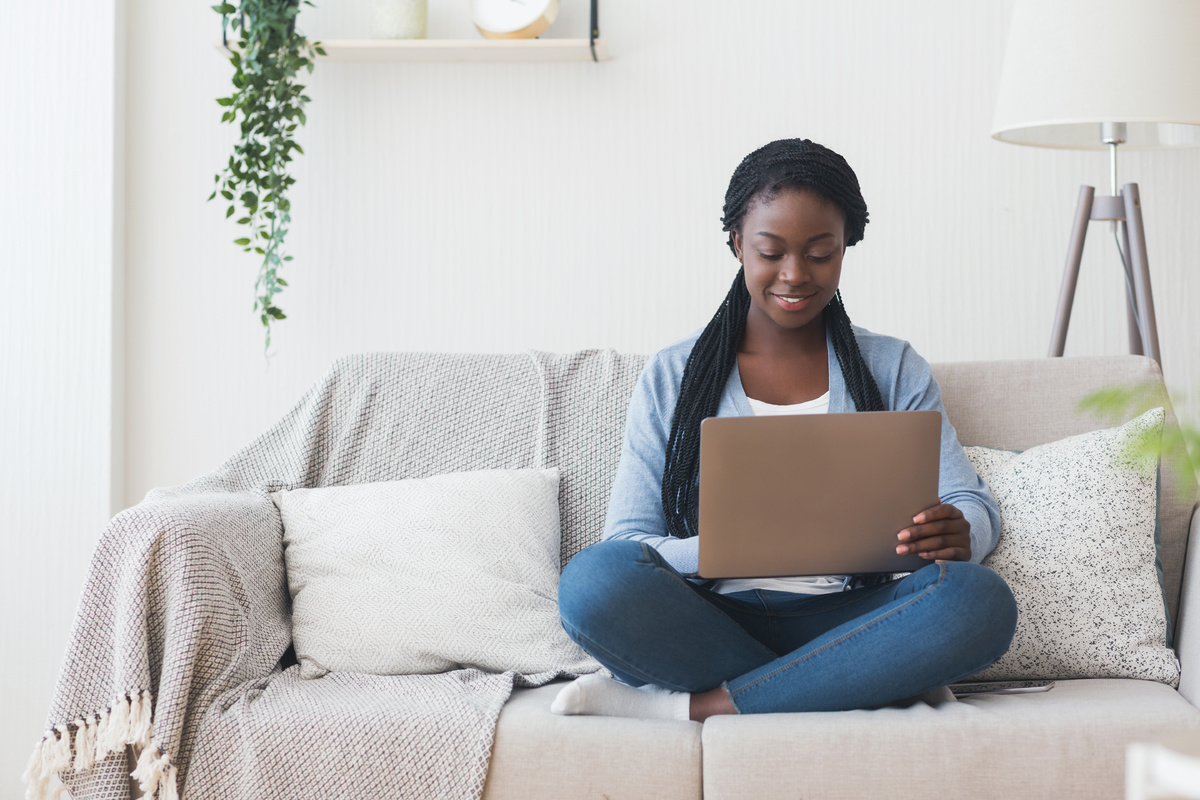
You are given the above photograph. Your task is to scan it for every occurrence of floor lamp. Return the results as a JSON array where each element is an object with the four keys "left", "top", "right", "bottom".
[{"left": 991, "top": 0, "right": 1200, "bottom": 365}]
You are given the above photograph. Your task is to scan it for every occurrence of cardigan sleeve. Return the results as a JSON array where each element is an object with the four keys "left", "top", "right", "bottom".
[
  {"left": 892, "top": 344, "right": 1002, "bottom": 563},
  {"left": 601, "top": 353, "right": 702, "bottom": 575}
]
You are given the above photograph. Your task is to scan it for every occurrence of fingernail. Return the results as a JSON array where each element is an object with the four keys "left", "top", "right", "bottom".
[
  {"left": 896, "top": 545, "right": 905, "bottom": 555},
  {"left": 898, "top": 530, "right": 910, "bottom": 541}
]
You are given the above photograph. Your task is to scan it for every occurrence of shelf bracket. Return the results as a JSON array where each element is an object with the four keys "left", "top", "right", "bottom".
[{"left": 589, "top": 0, "right": 599, "bottom": 62}]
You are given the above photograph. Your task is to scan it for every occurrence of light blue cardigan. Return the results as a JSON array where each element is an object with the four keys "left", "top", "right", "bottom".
[{"left": 601, "top": 324, "right": 1002, "bottom": 578}]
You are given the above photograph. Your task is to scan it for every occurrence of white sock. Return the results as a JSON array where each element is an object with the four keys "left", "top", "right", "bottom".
[{"left": 550, "top": 674, "right": 691, "bottom": 721}]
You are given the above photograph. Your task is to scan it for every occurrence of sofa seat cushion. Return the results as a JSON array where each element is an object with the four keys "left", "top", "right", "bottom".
[
  {"left": 701, "top": 679, "right": 1200, "bottom": 800},
  {"left": 482, "top": 681, "right": 702, "bottom": 800}
]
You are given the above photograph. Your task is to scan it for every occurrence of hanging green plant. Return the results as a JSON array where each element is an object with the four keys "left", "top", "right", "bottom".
[{"left": 209, "top": 0, "right": 324, "bottom": 353}]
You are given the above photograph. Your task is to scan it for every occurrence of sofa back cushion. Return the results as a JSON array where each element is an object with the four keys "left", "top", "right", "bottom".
[
  {"left": 532, "top": 351, "right": 647, "bottom": 565},
  {"left": 247, "top": 351, "right": 1193, "bottom": 628},
  {"left": 932, "top": 355, "right": 1198, "bottom": 634}
]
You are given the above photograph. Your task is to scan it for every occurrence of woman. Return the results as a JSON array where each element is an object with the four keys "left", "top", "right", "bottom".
[{"left": 553, "top": 138, "right": 1017, "bottom": 722}]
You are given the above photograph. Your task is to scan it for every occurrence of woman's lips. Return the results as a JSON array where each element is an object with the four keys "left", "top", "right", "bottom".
[{"left": 772, "top": 291, "right": 817, "bottom": 311}]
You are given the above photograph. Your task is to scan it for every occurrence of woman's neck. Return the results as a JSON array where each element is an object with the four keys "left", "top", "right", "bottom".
[
  {"left": 737, "top": 311, "right": 829, "bottom": 405},
  {"left": 740, "top": 307, "right": 827, "bottom": 360}
]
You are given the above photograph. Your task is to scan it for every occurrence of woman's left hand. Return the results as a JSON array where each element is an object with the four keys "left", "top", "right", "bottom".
[{"left": 895, "top": 501, "right": 971, "bottom": 563}]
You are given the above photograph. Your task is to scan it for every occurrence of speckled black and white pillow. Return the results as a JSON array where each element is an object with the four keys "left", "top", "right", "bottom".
[{"left": 964, "top": 407, "right": 1179, "bottom": 686}]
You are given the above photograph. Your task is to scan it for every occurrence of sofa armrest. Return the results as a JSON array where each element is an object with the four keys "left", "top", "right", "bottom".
[
  {"left": 42, "top": 490, "right": 290, "bottom": 799},
  {"left": 1176, "top": 502, "right": 1200, "bottom": 705}
]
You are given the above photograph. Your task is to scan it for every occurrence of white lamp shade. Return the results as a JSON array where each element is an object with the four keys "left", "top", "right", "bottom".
[{"left": 992, "top": 0, "right": 1200, "bottom": 149}]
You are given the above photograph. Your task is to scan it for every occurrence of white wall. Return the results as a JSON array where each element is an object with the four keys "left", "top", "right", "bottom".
[
  {"left": 123, "top": 0, "right": 1200, "bottom": 509},
  {"left": 1, "top": 0, "right": 122, "bottom": 796}
]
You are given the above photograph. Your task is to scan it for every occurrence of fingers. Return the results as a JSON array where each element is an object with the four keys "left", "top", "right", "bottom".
[
  {"left": 922, "top": 547, "right": 968, "bottom": 561},
  {"left": 895, "top": 540, "right": 970, "bottom": 561},
  {"left": 911, "top": 503, "right": 964, "bottom": 525},
  {"left": 896, "top": 512, "right": 971, "bottom": 561},
  {"left": 895, "top": 533, "right": 968, "bottom": 555},
  {"left": 896, "top": 501, "right": 971, "bottom": 560},
  {"left": 898, "top": 518, "right": 961, "bottom": 538}
]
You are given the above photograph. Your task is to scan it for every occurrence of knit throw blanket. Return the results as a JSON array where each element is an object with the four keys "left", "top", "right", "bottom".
[{"left": 25, "top": 350, "right": 645, "bottom": 800}]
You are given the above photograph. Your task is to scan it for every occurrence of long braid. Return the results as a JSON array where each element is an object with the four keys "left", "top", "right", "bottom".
[
  {"left": 661, "top": 270, "right": 750, "bottom": 538},
  {"left": 661, "top": 139, "right": 884, "bottom": 539},
  {"left": 828, "top": 291, "right": 885, "bottom": 412}
]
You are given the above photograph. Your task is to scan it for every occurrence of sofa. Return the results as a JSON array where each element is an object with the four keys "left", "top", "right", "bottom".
[{"left": 29, "top": 349, "right": 1200, "bottom": 800}]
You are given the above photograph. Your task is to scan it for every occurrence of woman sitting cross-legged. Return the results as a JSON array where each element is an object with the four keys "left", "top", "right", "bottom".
[{"left": 552, "top": 138, "right": 1018, "bottom": 723}]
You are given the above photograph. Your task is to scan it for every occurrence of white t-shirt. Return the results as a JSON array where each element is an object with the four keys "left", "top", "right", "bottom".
[{"left": 711, "top": 390, "right": 848, "bottom": 596}]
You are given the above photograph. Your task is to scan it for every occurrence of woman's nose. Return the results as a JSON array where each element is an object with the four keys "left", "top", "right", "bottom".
[{"left": 777, "top": 256, "right": 809, "bottom": 284}]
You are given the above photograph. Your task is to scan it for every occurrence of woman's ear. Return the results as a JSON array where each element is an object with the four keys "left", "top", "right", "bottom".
[{"left": 731, "top": 230, "right": 743, "bottom": 261}]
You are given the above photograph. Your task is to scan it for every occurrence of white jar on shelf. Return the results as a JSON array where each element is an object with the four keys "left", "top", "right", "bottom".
[{"left": 370, "top": 0, "right": 427, "bottom": 39}]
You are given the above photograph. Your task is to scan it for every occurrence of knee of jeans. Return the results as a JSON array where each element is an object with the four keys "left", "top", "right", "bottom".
[
  {"left": 558, "top": 539, "right": 647, "bottom": 630},
  {"left": 942, "top": 562, "right": 1019, "bottom": 646}
]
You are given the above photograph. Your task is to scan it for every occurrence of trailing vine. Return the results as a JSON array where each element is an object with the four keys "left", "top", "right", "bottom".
[{"left": 209, "top": 0, "right": 324, "bottom": 353}]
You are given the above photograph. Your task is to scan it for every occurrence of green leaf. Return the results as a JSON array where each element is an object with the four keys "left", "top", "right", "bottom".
[
  {"left": 207, "top": 191, "right": 216, "bottom": 201},
  {"left": 236, "top": 216, "right": 251, "bottom": 224},
  {"left": 234, "top": 237, "right": 251, "bottom": 245},
  {"left": 276, "top": 277, "right": 289, "bottom": 285},
  {"left": 221, "top": 190, "right": 234, "bottom": 201},
  {"left": 216, "top": 97, "right": 234, "bottom": 106},
  {"left": 226, "top": 206, "right": 235, "bottom": 218},
  {"left": 267, "top": 307, "right": 286, "bottom": 319}
]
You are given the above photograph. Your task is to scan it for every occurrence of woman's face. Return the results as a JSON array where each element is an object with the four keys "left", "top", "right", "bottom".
[{"left": 732, "top": 187, "right": 847, "bottom": 338}]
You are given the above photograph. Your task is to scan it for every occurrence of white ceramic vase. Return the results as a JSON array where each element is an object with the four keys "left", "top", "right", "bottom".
[{"left": 370, "top": 0, "right": 427, "bottom": 39}]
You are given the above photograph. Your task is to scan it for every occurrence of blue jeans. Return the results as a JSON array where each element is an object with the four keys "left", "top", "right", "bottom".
[{"left": 558, "top": 539, "right": 1017, "bottom": 714}]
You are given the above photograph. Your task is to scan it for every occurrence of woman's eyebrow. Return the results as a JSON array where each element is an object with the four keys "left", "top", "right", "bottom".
[{"left": 754, "top": 231, "right": 835, "bottom": 243}]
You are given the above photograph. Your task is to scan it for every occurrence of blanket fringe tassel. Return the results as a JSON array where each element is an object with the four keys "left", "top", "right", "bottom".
[{"left": 22, "top": 690, "right": 178, "bottom": 800}]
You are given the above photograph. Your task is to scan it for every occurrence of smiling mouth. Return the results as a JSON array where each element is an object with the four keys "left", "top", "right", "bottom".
[{"left": 772, "top": 291, "right": 818, "bottom": 304}]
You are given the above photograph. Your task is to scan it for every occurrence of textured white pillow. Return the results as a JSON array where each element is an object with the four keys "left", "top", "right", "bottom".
[
  {"left": 965, "top": 408, "right": 1178, "bottom": 685},
  {"left": 271, "top": 468, "right": 600, "bottom": 679}
]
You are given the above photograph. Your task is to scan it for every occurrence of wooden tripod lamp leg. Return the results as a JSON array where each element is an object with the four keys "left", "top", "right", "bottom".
[
  {"left": 1050, "top": 186, "right": 1096, "bottom": 357},
  {"left": 1122, "top": 183, "right": 1161, "bottom": 364}
]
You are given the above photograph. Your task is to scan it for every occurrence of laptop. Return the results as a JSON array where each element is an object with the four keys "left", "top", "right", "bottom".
[{"left": 697, "top": 410, "right": 942, "bottom": 579}]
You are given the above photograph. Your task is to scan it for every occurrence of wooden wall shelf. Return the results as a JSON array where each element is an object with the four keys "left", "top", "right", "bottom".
[{"left": 214, "top": 38, "right": 609, "bottom": 63}]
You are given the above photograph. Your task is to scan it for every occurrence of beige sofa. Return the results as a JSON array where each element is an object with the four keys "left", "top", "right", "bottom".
[
  {"left": 42, "top": 351, "right": 1200, "bottom": 800},
  {"left": 482, "top": 355, "right": 1200, "bottom": 800}
]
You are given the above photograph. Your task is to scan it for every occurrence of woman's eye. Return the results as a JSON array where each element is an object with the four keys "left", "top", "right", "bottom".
[
  {"left": 757, "top": 253, "right": 783, "bottom": 261},
  {"left": 808, "top": 254, "right": 833, "bottom": 262}
]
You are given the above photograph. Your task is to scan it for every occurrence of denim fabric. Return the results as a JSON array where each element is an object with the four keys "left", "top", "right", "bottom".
[
  {"left": 559, "top": 539, "right": 1017, "bottom": 714},
  {"left": 602, "top": 325, "right": 1003, "bottom": 576}
]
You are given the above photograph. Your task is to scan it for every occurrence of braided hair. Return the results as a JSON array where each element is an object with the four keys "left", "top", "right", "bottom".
[{"left": 661, "top": 139, "right": 885, "bottom": 540}]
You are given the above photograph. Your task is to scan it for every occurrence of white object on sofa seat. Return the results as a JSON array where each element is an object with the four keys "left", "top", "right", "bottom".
[
  {"left": 272, "top": 468, "right": 601, "bottom": 677},
  {"left": 964, "top": 408, "right": 1179, "bottom": 685}
]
